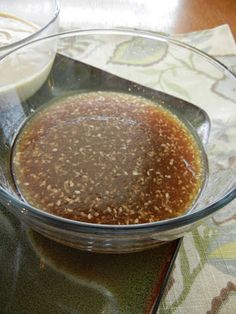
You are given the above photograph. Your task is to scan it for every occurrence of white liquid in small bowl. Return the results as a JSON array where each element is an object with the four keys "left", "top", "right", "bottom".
[
  {"left": 0, "top": 12, "right": 38, "bottom": 48},
  {"left": 0, "top": 12, "right": 55, "bottom": 100}
]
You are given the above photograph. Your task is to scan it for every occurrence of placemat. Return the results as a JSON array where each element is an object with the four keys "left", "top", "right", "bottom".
[{"left": 157, "top": 24, "right": 236, "bottom": 314}]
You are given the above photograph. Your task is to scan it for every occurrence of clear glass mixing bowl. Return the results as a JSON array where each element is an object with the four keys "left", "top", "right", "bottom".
[{"left": 0, "top": 29, "right": 236, "bottom": 253}]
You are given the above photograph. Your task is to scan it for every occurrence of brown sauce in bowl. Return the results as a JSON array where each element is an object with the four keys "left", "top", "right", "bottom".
[{"left": 12, "top": 91, "right": 205, "bottom": 224}]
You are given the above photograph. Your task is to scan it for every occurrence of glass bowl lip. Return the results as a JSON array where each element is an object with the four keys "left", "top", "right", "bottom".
[
  {"left": 1, "top": 27, "right": 236, "bottom": 79},
  {"left": 0, "top": 0, "right": 60, "bottom": 54},
  {"left": 0, "top": 27, "right": 236, "bottom": 233}
]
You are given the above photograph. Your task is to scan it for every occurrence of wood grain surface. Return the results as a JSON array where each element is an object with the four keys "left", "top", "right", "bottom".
[
  {"left": 60, "top": 0, "right": 236, "bottom": 39},
  {"left": 161, "top": 0, "right": 236, "bottom": 38}
]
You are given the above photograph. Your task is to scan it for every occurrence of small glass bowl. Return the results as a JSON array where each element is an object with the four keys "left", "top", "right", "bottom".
[
  {"left": 0, "top": 0, "right": 60, "bottom": 57},
  {"left": 0, "top": 29, "right": 236, "bottom": 253}
]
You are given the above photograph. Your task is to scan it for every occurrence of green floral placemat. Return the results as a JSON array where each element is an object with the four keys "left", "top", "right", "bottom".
[{"left": 157, "top": 25, "right": 236, "bottom": 314}]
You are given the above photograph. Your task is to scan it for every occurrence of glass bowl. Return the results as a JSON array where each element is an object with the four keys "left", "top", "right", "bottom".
[
  {"left": 0, "top": 29, "right": 236, "bottom": 253},
  {"left": 0, "top": 0, "right": 60, "bottom": 57}
]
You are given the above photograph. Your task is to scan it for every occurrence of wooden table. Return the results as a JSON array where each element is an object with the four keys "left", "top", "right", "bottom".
[
  {"left": 61, "top": 0, "right": 236, "bottom": 39},
  {"left": 156, "top": 0, "right": 236, "bottom": 39}
]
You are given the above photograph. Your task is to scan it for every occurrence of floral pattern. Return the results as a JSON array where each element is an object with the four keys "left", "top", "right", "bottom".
[{"left": 157, "top": 25, "right": 236, "bottom": 314}]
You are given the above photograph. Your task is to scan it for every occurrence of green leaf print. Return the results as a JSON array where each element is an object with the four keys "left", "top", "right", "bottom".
[
  {"left": 110, "top": 37, "right": 168, "bottom": 66},
  {"left": 158, "top": 224, "right": 218, "bottom": 313}
]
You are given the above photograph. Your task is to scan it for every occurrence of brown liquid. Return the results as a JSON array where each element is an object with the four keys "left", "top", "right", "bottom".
[{"left": 12, "top": 91, "right": 204, "bottom": 224}]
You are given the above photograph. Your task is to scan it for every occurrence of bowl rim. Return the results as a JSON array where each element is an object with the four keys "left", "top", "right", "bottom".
[
  {"left": 0, "top": 28, "right": 236, "bottom": 233},
  {"left": 0, "top": 0, "right": 60, "bottom": 54}
]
